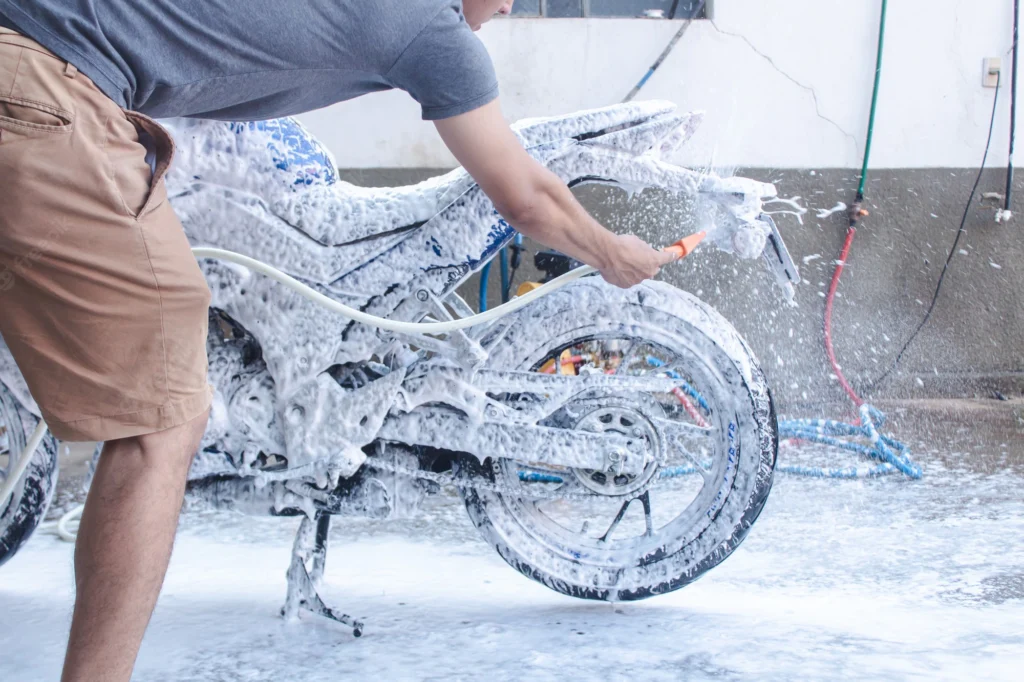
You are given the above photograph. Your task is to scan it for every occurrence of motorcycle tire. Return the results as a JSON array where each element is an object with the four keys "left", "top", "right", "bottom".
[{"left": 459, "top": 278, "right": 777, "bottom": 601}]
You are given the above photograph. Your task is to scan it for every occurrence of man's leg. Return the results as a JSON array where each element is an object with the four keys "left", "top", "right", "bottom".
[
  {"left": 0, "top": 30, "right": 214, "bottom": 681},
  {"left": 60, "top": 408, "right": 210, "bottom": 682}
]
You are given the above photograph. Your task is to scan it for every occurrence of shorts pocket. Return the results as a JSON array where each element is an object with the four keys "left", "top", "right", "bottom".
[
  {"left": 0, "top": 95, "right": 74, "bottom": 136},
  {"left": 105, "top": 112, "right": 164, "bottom": 218}
]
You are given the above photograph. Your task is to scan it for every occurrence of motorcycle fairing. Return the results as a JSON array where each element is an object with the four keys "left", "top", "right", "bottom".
[{"left": 0, "top": 101, "right": 790, "bottom": 482}]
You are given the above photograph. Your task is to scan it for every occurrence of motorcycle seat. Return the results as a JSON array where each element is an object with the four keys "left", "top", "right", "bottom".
[
  {"left": 164, "top": 116, "right": 477, "bottom": 247},
  {"left": 163, "top": 100, "right": 684, "bottom": 248}
]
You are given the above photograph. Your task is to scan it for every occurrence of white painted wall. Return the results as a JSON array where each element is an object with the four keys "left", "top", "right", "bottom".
[{"left": 297, "top": 0, "right": 1021, "bottom": 169}]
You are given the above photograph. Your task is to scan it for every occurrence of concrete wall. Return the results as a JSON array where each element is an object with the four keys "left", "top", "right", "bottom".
[
  {"left": 298, "top": 0, "right": 1021, "bottom": 169},
  {"left": 305, "top": 1, "right": 1023, "bottom": 408}
]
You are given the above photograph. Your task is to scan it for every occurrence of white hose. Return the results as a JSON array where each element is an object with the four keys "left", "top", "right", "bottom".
[
  {"left": 192, "top": 247, "right": 597, "bottom": 334},
  {"left": 55, "top": 504, "right": 83, "bottom": 541},
  {"left": 0, "top": 419, "right": 48, "bottom": 512},
  {"left": 9, "top": 251, "right": 595, "bottom": 543},
  {"left": 38, "top": 503, "right": 83, "bottom": 542},
  {"left": 9, "top": 245, "right": 674, "bottom": 543}
]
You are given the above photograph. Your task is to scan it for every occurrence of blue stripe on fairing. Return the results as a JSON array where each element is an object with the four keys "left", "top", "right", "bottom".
[
  {"left": 465, "top": 213, "right": 517, "bottom": 272},
  {"left": 230, "top": 118, "right": 337, "bottom": 187}
]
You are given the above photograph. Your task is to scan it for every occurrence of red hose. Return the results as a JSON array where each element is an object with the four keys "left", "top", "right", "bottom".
[
  {"left": 671, "top": 387, "right": 708, "bottom": 427},
  {"left": 824, "top": 227, "right": 865, "bottom": 408}
]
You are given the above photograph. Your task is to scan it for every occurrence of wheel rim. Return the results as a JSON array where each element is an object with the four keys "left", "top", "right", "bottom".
[{"left": 491, "top": 327, "right": 744, "bottom": 570}]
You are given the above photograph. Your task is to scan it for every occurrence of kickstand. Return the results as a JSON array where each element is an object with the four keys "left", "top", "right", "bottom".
[{"left": 282, "top": 513, "right": 364, "bottom": 637}]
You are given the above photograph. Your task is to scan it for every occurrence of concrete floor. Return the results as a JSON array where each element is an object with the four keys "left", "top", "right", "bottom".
[{"left": 6, "top": 399, "right": 1024, "bottom": 681}]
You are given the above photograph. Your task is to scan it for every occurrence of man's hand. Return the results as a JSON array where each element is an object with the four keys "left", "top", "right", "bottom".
[
  {"left": 434, "top": 100, "right": 673, "bottom": 289},
  {"left": 600, "top": 235, "right": 677, "bottom": 288}
]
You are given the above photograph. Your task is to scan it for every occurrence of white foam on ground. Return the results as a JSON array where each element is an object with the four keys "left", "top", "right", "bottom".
[
  {"left": 815, "top": 202, "right": 847, "bottom": 219},
  {"left": 2, "top": 456, "right": 1023, "bottom": 681}
]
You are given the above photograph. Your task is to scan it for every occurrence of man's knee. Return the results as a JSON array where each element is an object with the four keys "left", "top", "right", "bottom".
[
  {"left": 149, "top": 407, "right": 210, "bottom": 461},
  {"left": 106, "top": 407, "right": 211, "bottom": 471}
]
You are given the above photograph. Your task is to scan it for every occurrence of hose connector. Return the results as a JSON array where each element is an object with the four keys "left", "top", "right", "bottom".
[{"left": 848, "top": 196, "right": 869, "bottom": 228}]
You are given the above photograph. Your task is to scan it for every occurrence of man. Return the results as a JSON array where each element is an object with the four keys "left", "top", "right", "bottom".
[{"left": 0, "top": 1, "right": 674, "bottom": 679}]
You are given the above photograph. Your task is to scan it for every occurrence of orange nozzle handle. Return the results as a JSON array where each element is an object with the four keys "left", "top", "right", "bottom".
[{"left": 664, "top": 231, "right": 706, "bottom": 260}]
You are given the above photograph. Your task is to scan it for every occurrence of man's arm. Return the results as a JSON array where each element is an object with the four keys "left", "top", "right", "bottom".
[{"left": 434, "top": 100, "right": 675, "bottom": 288}]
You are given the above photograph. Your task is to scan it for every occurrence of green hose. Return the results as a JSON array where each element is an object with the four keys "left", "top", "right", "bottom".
[{"left": 858, "top": 0, "right": 889, "bottom": 200}]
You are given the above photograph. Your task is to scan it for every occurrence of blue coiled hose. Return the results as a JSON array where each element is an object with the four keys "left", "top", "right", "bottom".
[{"left": 480, "top": 236, "right": 920, "bottom": 483}]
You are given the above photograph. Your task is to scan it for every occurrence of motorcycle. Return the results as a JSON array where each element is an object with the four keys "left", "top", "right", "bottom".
[{"left": 0, "top": 101, "right": 798, "bottom": 635}]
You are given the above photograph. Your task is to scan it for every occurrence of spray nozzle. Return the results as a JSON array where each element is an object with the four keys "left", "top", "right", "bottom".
[{"left": 664, "top": 231, "right": 707, "bottom": 260}]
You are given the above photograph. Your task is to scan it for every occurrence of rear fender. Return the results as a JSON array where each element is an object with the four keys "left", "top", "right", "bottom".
[
  {"left": 512, "top": 100, "right": 678, "bottom": 149},
  {"left": 580, "top": 112, "right": 703, "bottom": 157}
]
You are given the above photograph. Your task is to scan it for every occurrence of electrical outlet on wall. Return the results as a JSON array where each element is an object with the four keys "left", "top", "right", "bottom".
[{"left": 983, "top": 58, "right": 1002, "bottom": 88}]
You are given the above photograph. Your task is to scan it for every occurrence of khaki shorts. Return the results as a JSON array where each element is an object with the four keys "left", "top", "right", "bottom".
[{"left": 0, "top": 29, "right": 212, "bottom": 442}]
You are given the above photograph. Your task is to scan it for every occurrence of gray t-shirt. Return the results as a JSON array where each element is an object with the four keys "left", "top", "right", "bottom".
[{"left": 0, "top": 0, "right": 498, "bottom": 121}]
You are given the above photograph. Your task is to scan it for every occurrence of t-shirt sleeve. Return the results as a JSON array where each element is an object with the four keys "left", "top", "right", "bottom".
[{"left": 387, "top": 3, "right": 499, "bottom": 121}]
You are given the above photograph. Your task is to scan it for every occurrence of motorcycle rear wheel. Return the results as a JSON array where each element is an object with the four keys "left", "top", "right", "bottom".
[{"left": 460, "top": 278, "right": 776, "bottom": 601}]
